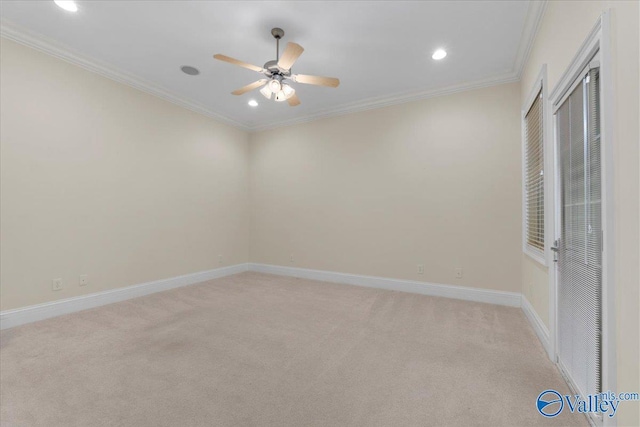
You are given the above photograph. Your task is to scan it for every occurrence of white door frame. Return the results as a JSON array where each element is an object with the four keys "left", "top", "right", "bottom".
[{"left": 548, "top": 11, "right": 616, "bottom": 427}]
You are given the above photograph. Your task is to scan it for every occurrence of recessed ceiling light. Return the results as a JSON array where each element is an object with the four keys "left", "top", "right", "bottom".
[
  {"left": 54, "top": 1, "right": 78, "bottom": 12},
  {"left": 180, "top": 66, "right": 200, "bottom": 76},
  {"left": 432, "top": 49, "right": 447, "bottom": 60},
  {"left": 248, "top": 100, "right": 259, "bottom": 107}
]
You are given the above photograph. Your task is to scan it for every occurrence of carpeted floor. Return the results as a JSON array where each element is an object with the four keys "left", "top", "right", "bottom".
[{"left": 0, "top": 272, "right": 587, "bottom": 426}]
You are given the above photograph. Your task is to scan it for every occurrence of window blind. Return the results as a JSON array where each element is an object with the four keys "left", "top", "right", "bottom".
[
  {"left": 557, "top": 67, "right": 602, "bottom": 398},
  {"left": 524, "top": 90, "right": 544, "bottom": 254}
]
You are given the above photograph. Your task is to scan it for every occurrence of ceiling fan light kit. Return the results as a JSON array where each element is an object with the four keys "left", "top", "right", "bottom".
[
  {"left": 213, "top": 28, "right": 340, "bottom": 107},
  {"left": 259, "top": 85, "right": 272, "bottom": 100},
  {"left": 268, "top": 79, "right": 281, "bottom": 93}
]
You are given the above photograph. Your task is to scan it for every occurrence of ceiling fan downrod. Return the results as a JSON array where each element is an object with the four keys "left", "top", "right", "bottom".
[{"left": 271, "top": 27, "right": 284, "bottom": 61}]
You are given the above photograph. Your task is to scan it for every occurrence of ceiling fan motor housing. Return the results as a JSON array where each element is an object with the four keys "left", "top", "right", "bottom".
[{"left": 263, "top": 60, "right": 291, "bottom": 78}]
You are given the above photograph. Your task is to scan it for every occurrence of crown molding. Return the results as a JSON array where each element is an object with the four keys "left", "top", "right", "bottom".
[
  {"left": 0, "top": 19, "right": 249, "bottom": 131},
  {"left": 2, "top": 2, "right": 546, "bottom": 133},
  {"left": 513, "top": 0, "right": 548, "bottom": 79},
  {"left": 248, "top": 71, "right": 520, "bottom": 132}
]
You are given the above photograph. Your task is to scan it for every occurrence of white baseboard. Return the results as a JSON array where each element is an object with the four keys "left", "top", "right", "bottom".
[
  {"left": 1, "top": 263, "right": 529, "bottom": 330},
  {"left": 521, "top": 296, "right": 551, "bottom": 357},
  {"left": 0, "top": 263, "right": 249, "bottom": 330},
  {"left": 248, "top": 263, "right": 522, "bottom": 307}
]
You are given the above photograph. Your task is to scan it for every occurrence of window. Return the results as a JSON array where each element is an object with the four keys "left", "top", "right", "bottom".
[{"left": 523, "top": 82, "right": 545, "bottom": 263}]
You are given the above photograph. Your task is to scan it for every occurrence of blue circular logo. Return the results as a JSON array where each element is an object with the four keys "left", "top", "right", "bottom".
[{"left": 537, "top": 390, "right": 564, "bottom": 417}]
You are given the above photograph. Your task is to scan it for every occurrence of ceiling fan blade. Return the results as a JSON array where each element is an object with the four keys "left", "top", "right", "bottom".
[
  {"left": 213, "top": 54, "right": 264, "bottom": 73},
  {"left": 287, "top": 94, "right": 301, "bottom": 107},
  {"left": 277, "top": 42, "right": 304, "bottom": 70},
  {"left": 231, "top": 79, "right": 268, "bottom": 95},
  {"left": 293, "top": 74, "right": 340, "bottom": 88}
]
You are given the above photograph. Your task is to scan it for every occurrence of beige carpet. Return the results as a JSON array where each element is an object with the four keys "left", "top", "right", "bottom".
[{"left": 1, "top": 272, "right": 586, "bottom": 426}]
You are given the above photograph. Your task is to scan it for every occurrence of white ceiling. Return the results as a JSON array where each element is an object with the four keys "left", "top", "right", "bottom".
[{"left": 0, "top": 1, "right": 541, "bottom": 131}]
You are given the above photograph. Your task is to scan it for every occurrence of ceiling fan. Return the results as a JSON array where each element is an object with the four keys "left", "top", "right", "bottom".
[{"left": 213, "top": 28, "right": 340, "bottom": 107}]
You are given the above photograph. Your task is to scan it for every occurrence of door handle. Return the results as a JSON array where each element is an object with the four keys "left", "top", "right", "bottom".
[{"left": 550, "top": 239, "right": 560, "bottom": 262}]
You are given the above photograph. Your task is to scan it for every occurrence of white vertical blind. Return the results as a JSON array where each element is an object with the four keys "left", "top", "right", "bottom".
[
  {"left": 557, "top": 67, "right": 602, "bottom": 398},
  {"left": 524, "top": 90, "right": 545, "bottom": 254}
]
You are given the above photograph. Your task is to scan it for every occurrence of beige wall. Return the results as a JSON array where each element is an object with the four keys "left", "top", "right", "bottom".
[
  {"left": 249, "top": 82, "right": 522, "bottom": 293},
  {"left": 522, "top": 255, "right": 549, "bottom": 326},
  {"left": 0, "top": 39, "right": 250, "bottom": 310},
  {"left": 520, "top": 1, "right": 639, "bottom": 425}
]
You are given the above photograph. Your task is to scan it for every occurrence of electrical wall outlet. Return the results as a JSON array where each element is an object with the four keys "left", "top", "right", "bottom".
[
  {"left": 417, "top": 264, "right": 424, "bottom": 274},
  {"left": 52, "top": 278, "right": 63, "bottom": 291},
  {"left": 218, "top": 254, "right": 223, "bottom": 264},
  {"left": 290, "top": 253, "right": 294, "bottom": 263},
  {"left": 79, "top": 274, "right": 88, "bottom": 286},
  {"left": 455, "top": 268, "right": 463, "bottom": 279}
]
